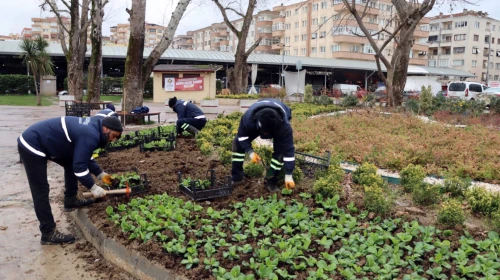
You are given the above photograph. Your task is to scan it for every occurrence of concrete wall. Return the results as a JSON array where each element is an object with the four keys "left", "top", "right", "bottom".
[{"left": 153, "top": 71, "right": 216, "bottom": 103}]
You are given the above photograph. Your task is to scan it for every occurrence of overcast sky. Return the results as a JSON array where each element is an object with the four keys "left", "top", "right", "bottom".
[{"left": 0, "top": 0, "right": 496, "bottom": 37}]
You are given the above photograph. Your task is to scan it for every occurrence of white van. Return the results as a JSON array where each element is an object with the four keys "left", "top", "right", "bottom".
[
  {"left": 447, "top": 82, "right": 484, "bottom": 101},
  {"left": 331, "top": 84, "right": 365, "bottom": 96}
]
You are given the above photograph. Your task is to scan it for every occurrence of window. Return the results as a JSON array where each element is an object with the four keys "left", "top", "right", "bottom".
[
  {"left": 302, "top": 20, "right": 307, "bottom": 27},
  {"left": 428, "top": 60, "right": 437, "bottom": 67},
  {"left": 495, "top": 75, "right": 499, "bottom": 80},
  {"left": 453, "top": 47, "right": 465, "bottom": 54},
  {"left": 312, "top": 19, "right": 318, "bottom": 25},
  {"left": 474, "top": 22, "right": 480, "bottom": 29},
  {"left": 320, "top": 31, "right": 326, "bottom": 38},
  {"left": 469, "top": 84, "right": 482, "bottom": 92},
  {"left": 420, "top": 25, "right": 428, "bottom": 31},
  {"left": 474, "top": 35, "right": 479, "bottom": 41},
  {"left": 321, "top": 1, "right": 328, "bottom": 9},
  {"left": 294, "top": 22, "right": 299, "bottom": 28},
  {"left": 452, "top": 59, "right": 465, "bottom": 66},
  {"left": 472, "top": 60, "right": 477, "bottom": 67},
  {"left": 312, "top": 3, "right": 318, "bottom": 11},
  {"left": 294, "top": 35, "right": 299, "bottom": 42},
  {"left": 333, "top": 13, "right": 340, "bottom": 20},
  {"left": 364, "top": 44, "right": 375, "bottom": 54},
  {"left": 430, "top": 24, "right": 440, "bottom": 31},
  {"left": 301, "top": 48, "right": 306, "bottom": 55},
  {"left": 428, "top": 35, "right": 438, "bottom": 42},
  {"left": 302, "top": 6, "right": 308, "bottom": 13},
  {"left": 418, "top": 38, "right": 427, "bottom": 44},
  {"left": 285, "top": 23, "right": 291, "bottom": 30},
  {"left": 331, "top": 45, "right": 340, "bottom": 52},
  {"left": 321, "top": 16, "right": 327, "bottom": 24},
  {"left": 473, "top": 47, "right": 479, "bottom": 54},
  {"left": 311, "top": 47, "right": 317, "bottom": 54},
  {"left": 285, "top": 11, "right": 291, "bottom": 17},
  {"left": 455, "top": 21, "right": 467, "bottom": 28},
  {"left": 301, "top": 34, "right": 307, "bottom": 41},
  {"left": 284, "top": 37, "right": 290, "bottom": 43},
  {"left": 494, "top": 25, "right": 497, "bottom": 31},
  {"left": 320, "top": 46, "right": 326, "bottom": 53},
  {"left": 348, "top": 45, "right": 360, "bottom": 52},
  {"left": 496, "top": 63, "right": 500, "bottom": 69},
  {"left": 439, "top": 59, "right": 449, "bottom": 67},
  {"left": 454, "top": 34, "right": 466, "bottom": 41},
  {"left": 311, "top": 33, "right": 317, "bottom": 39},
  {"left": 294, "top": 9, "right": 298, "bottom": 15}
]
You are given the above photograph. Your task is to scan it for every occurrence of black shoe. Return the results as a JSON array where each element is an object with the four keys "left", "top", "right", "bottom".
[
  {"left": 41, "top": 229, "right": 76, "bottom": 245},
  {"left": 264, "top": 177, "right": 280, "bottom": 193},
  {"left": 64, "top": 196, "right": 94, "bottom": 211}
]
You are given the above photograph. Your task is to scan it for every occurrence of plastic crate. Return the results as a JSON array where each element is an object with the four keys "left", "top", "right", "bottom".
[
  {"left": 295, "top": 151, "right": 331, "bottom": 177},
  {"left": 139, "top": 138, "right": 175, "bottom": 152},
  {"left": 65, "top": 101, "right": 91, "bottom": 117},
  {"left": 178, "top": 170, "right": 232, "bottom": 201},
  {"left": 105, "top": 170, "right": 150, "bottom": 197}
]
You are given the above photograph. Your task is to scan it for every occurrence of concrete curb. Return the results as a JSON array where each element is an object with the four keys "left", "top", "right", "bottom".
[{"left": 71, "top": 209, "right": 186, "bottom": 280}]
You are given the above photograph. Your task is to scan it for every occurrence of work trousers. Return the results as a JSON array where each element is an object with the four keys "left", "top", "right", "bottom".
[
  {"left": 18, "top": 143, "right": 79, "bottom": 234},
  {"left": 176, "top": 118, "right": 207, "bottom": 134}
]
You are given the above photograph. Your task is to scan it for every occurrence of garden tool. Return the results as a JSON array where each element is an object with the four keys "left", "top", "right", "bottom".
[{"left": 82, "top": 182, "right": 149, "bottom": 198}]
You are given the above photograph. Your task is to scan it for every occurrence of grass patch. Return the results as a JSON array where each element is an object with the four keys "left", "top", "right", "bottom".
[{"left": 0, "top": 95, "right": 54, "bottom": 106}]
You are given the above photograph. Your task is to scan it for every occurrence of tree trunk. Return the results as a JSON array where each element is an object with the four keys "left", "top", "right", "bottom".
[
  {"left": 123, "top": 0, "right": 146, "bottom": 112},
  {"left": 34, "top": 73, "right": 41, "bottom": 106},
  {"left": 68, "top": 53, "right": 85, "bottom": 101},
  {"left": 391, "top": 27, "right": 413, "bottom": 106},
  {"left": 86, "top": 0, "right": 104, "bottom": 103}
]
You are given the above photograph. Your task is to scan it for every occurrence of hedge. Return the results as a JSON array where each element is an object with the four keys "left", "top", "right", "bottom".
[
  {"left": 64, "top": 76, "right": 153, "bottom": 98},
  {"left": 0, "top": 75, "right": 36, "bottom": 95}
]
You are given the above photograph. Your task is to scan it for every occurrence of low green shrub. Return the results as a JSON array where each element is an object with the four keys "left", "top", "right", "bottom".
[
  {"left": 217, "top": 148, "right": 232, "bottom": 165},
  {"left": 199, "top": 141, "right": 213, "bottom": 156},
  {"left": 364, "top": 185, "right": 394, "bottom": 216},
  {"left": 313, "top": 176, "right": 343, "bottom": 198},
  {"left": 304, "top": 84, "right": 313, "bottom": 103},
  {"left": 443, "top": 176, "right": 471, "bottom": 197},
  {"left": 0, "top": 74, "right": 36, "bottom": 94},
  {"left": 491, "top": 210, "right": 500, "bottom": 231},
  {"left": 420, "top": 85, "right": 433, "bottom": 115},
  {"left": 437, "top": 199, "right": 466, "bottom": 227},
  {"left": 342, "top": 95, "right": 358, "bottom": 107},
  {"left": 412, "top": 183, "right": 441, "bottom": 206},
  {"left": 244, "top": 162, "right": 265, "bottom": 178},
  {"left": 489, "top": 96, "right": 500, "bottom": 114},
  {"left": 400, "top": 164, "right": 426, "bottom": 193},
  {"left": 465, "top": 187, "right": 500, "bottom": 216},
  {"left": 216, "top": 94, "right": 260, "bottom": 99},
  {"left": 352, "top": 163, "right": 378, "bottom": 185},
  {"left": 405, "top": 99, "right": 420, "bottom": 114}
]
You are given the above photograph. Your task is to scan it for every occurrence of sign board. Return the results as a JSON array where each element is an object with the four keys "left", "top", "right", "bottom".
[
  {"left": 165, "top": 78, "right": 175, "bottom": 91},
  {"left": 175, "top": 77, "right": 204, "bottom": 91},
  {"left": 296, "top": 60, "right": 303, "bottom": 70},
  {"left": 488, "top": 81, "right": 500, "bottom": 88}
]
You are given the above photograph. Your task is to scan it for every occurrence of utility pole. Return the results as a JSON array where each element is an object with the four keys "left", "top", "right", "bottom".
[
  {"left": 280, "top": 44, "right": 289, "bottom": 87},
  {"left": 486, "top": 32, "right": 492, "bottom": 85},
  {"left": 436, "top": 16, "right": 442, "bottom": 67}
]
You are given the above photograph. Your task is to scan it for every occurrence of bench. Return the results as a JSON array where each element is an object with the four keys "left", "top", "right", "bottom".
[{"left": 115, "top": 111, "right": 161, "bottom": 124}]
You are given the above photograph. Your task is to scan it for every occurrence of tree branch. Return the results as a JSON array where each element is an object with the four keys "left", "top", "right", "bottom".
[
  {"left": 225, "top": 6, "right": 245, "bottom": 18},
  {"left": 212, "top": 0, "right": 239, "bottom": 36},
  {"left": 245, "top": 37, "right": 263, "bottom": 56},
  {"left": 60, "top": 0, "right": 71, "bottom": 10},
  {"left": 45, "top": 0, "right": 70, "bottom": 34}
]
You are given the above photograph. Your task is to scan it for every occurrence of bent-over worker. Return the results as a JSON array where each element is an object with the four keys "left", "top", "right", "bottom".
[
  {"left": 168, "top": 96, "right": 206, "bottom": 137},
  {"left": 231, "top": 98, "right": 295, "bottom": 192},
  {"left": 95, "top": 103, "right": 118, "bottom": 118},
  {"left": 18, "top": 116, "right": 123, "bottom": 245}
]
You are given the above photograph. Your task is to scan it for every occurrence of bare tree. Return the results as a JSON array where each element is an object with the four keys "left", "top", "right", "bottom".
[
  {"left": 42, "top": 0, "right": 91, "bottom": 101},
  {"left": 86, "top": 0, "right": 108, "bottom": 103},
  {"left": 336, "top": 0, "right": 476, "bottom": 106},
  {"left": 213, "top": 0, "right": 261, "bottom": 94},
  {"left": 123, "top": 0, "right": 191, "bottom": 113}
]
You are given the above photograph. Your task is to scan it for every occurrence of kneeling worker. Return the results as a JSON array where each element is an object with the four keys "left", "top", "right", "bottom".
[
  {"left": 168, "top": 96, "right": 207, "bottom": 137},
  {"left": 95, "top": 103, "right": 118, "bottom": 118},
  {"left": 232, "top": 98, "right": 296, "bottom": 192},
  {"left": 18, "top": 116, "right": 123, "bottom": 245}
]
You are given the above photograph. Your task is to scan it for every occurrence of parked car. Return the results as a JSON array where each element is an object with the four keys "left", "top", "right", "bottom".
[
  {"left": 483, "top": 87, "right": 500, "bottom": 97},
  {"left": 447, "top": 82, "right": 484, "bottom": 101},
  {"left": 332, "top": 84, "right": 366, "bottom": 97}
]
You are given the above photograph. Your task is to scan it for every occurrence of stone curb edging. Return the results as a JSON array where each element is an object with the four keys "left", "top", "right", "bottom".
[{"left": 71, "top": 209, "right": 186, "bottom": 280}]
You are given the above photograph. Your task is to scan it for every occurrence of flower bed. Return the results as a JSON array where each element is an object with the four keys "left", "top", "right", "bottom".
[{"left": 293, "top": 110, "right": 500, "bottom": 183}]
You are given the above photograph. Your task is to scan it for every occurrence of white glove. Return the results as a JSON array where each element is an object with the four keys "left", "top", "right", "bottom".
[
  {"left": 284, "top": 175, "right": 295, "bottom": 190},
  {"left": 90, "top": 184, "right": 107, "bottom": 198}
]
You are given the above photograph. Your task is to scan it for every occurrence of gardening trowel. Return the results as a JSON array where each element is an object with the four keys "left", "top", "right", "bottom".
[{"left": 82, "top": 182, "right": 148, "bottom": 198}]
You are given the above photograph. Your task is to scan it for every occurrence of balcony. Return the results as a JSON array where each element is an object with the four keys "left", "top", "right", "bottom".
[
  {"left": 419, "top": 17, "right": 431, "bottom": 24},
  {"left": 272, "top": 43, "right": 285, "bottom": 50},
  {"left": 255, "top": 45, "right": 272, "bottom": 52},
  {"left": 219, "top": 40, "right": 229, "bottom": 46},
  {"left": 333, "top": 3, "right": 378, "bottom": 15},
  {"left": 256, "top": 20, "right": 272, "bottom": 27},
  {"left": 272, "top": 17, "right": 285, "bottom": 24},
  {"left": 343, "top": 20, "right": 378, "bottom": 31},
  {"left": 413, "top": 44, "right": 428, "bottom": 52},
  {"left": 220, "top": 30, "right": 228, "bottom": 36},
  {"left": 409, "top": 58, "right": 427, "bottom": 66},
  {"left": 210, "top": 41, "right": 220, "bottom": 48},
  {"left": 272, "top": 29, "right": 284, "bottom": 37},
  {"left": 332, "top": 51, "right": 375, "bottom": 61},
  {"left": 211, "top": 31, "right": 221, "bottom": 37},
  {"left": 413, "top": 30, "right": 429, "bottom": 38},
  {"left": 332, "top": 35, "right": 369, "bottom": 44}
]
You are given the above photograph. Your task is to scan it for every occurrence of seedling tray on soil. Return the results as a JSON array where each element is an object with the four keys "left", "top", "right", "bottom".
[
  {"left": 295, "top": 151, "right": 331, "bottom": 177},
  {"left": 178, "top": 169, "right": 232, "bottom": 201},
  {"left": 139, "top": 139, "right": 175, "bottom": 152},
  {"left": 105, "top": 169, "right": 150, "bottom": 196}
]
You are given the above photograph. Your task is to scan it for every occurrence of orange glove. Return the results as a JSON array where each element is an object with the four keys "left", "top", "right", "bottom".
[
  {"left": 98, "top": 172, "right": 113, "bottom": 186},
  {"left": 285, "top": 175, "right": 295, "bottom": 190},
  {"left": 249, "top": 152, "right": 262, "bottom": 164}
]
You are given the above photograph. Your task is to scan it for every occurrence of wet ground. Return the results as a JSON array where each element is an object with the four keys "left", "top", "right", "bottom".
[{"left": 0, "top": 101, "right": 236, "bottom": 280}]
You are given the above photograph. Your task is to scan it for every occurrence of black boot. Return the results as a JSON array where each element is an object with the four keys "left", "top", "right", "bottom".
[
  {"left": 264, "top": 177, "right": 280, "bottom": 193},
  {"left": 186, "top": 125, "right": 200, "bottom": 136},
  {"left": 41, "top": 228, "right": 76, "bottom": 245},
  {"left": 64, "top": 196, "right": 94, "bottom": 211},
  {"left": 231, "top": 178, "right": 244, "bottom": 188}
]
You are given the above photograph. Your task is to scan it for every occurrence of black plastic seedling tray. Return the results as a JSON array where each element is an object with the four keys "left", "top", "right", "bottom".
[
  {"left": 295, "top": 151, "right": 331, "bottom": 177},
  {"left": 178, "top": 169, "right": 232, "bottom": 201}
]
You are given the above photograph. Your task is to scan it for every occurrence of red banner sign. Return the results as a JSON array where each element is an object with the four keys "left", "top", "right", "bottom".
[{"left": 175, "top": 77, "right": 204, "bottom": 91}]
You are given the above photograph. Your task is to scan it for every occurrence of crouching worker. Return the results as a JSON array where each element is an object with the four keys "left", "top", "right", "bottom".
[
  {"left": 95, "top": 103, "right": 118, "bottom": 118},
  {"left": 17, "top": 116, "right": 123, "bottom": 245},
  {"left": 168, "top": 96, "right": 206, "bottom": 137},
  {"left": 231, "top": 98, "right": 295, "bottom": 192}
]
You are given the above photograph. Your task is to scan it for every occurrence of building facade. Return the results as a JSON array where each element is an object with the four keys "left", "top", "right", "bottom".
[
  {"left": 175, "top": 0, "right": 429, "bottom": 65},
  {"left": 25, "top": 17, "right": 70, "bottom": 43},
  {"left": 109, "top": 23, "right": 166, "bottom": 48},
  {"left": 429, "top": 9, "right": 500, "bottom": 83}
]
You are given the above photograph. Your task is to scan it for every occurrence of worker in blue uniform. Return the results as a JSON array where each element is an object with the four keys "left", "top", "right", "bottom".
[
  {"left": 168, "top": 96, "right": 206, "bottom": 137},
  {"left": 17, "top": 116, "right": 123, "bottom": 245},
  {"left": 231, "top": 99, "right": 296, "bottom": 192},
  {"left": 95, "top": 103, "right": 118, "bottom": 118}
]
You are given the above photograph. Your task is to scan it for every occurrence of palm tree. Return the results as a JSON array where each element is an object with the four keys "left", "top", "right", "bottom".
[{"left": 19, "top": 37, "right": 54, "bottom": 106}]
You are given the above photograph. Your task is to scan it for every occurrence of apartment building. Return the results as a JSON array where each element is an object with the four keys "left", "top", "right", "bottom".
[
  {"left": 429, "top": 9, "right": 500, "bottom": 83},
  {"left": 110, "top": 23, "right": 166, "bottom": 48},
  {"left": 0, "top": 34, "right": 20, "bottom": 41},
  {"left": 24, "top": 17, "right": 70, "bottom": 43},
  {"left": 188, "top": 10, "right": 280, "bottom": 54},
  {"left": 171, "top": 33, "right": 193, "bottom": 50}
]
